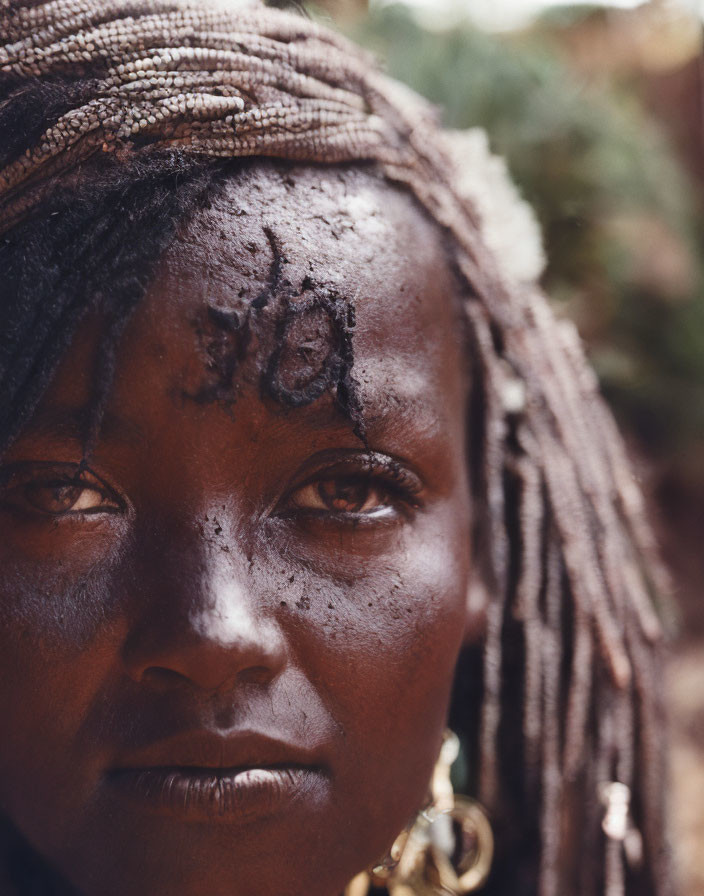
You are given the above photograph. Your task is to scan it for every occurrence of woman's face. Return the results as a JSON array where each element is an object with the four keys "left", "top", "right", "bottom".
[{"left": 0, "top": 165, "right": 475, "bottom": 896}]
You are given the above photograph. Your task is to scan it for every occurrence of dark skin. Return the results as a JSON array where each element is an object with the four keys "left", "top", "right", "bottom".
[{"left": 0, "top": 165, "right": 481, "bottom": 896}]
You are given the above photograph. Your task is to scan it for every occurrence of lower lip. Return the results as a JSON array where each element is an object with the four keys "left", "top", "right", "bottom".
[{"left": 107, "top": 766, "right": 325, "bottom": 821}]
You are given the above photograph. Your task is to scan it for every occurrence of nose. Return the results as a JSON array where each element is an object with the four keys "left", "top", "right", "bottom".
[{"left": 122, "top": 546, "right": 288, "bottom": 693}]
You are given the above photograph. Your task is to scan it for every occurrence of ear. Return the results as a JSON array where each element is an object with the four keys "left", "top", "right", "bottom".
[{"left": 463, "top": 568, "right": 490, "bottom": 647}]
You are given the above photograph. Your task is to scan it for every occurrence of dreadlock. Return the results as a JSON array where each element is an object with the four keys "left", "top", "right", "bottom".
[{"left": 0, "top": 2, "right": 670, "bottom": 895}]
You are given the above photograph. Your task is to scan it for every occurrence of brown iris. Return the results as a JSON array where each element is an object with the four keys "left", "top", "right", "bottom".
[
  {"left": 315, "top": 478, "right": 382, "bottom": 514},
  {"left": 23, "top": 480, "right": 87, "bottom": 514},
  {"left": 0, "top": 465, "right": 121, "bottom": 517}
]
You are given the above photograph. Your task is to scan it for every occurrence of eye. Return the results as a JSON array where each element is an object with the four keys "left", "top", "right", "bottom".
[
  {"left": 284, "top": 455, "right": 424, "bottom": 522},
  {"left": 0, "top": 464, "right": 124, "bottom": 517},
  {"left": 291, "top": 476, "right": 393, "bottom": 516}
]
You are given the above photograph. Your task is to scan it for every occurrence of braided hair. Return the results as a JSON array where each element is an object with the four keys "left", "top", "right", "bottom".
[{"left": 0, "top": 2, "right": 670, "bottom": 894}]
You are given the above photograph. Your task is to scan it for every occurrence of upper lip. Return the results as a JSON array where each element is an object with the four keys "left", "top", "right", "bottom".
[{"left": 109, "top": 730, "right": 327, "bottom": 773}]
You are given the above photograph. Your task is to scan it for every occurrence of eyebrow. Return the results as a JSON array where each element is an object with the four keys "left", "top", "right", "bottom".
[
  {"left": 285, "top": 372, "right": 442, "bottom": 437},
  {"left": 16, "top": 378, "right": 440, "bottom": 450},
  {"left": 15, "top": 405, "right": 147, "bottom": 448}
]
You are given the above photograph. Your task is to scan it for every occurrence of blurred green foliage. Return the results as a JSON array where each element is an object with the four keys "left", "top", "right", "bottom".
[{"left": 347, "top": 4, "right": 704, "bottom": 459}]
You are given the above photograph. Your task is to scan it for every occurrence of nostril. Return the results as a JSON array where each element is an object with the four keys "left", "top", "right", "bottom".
[
  {"left": 236, "top": 665, "right": 276, "bottom": 686},
  {"left": 121, "top": 577, "right": 289, "bottom": 692},
  {"left": 134, "top": 658, "right": 280, "bottom": 694},
  {"left": 140, "top": 666, "right": 192, "bottom": 689}
]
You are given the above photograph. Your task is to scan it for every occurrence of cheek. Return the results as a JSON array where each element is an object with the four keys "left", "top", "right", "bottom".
[
  {"left": 0, "top": 564, "right": 115, "bottom": 654},
  {"left": 329, "top": 542, "right": 467, "bottom": 730},
  {"left": 0, "top": 546, "right": 126, "bottom": 823},
  {"left": 0, "top": 620, "right": 113, "bottom": 856},
  {"left": 281, "top": 510, "right": 470, "bottom": 837},
  {"left": 0, "top": 562, "right": 122, "bottom": 727},
  {"left": 0, "top": 518, "right": 130, "bottom": 649},
  {"left": 288, "top": 497, "right": 471, "bottom": 681}
]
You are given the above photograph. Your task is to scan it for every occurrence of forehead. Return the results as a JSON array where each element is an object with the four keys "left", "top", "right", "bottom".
[
  {"left": 150, "top": 163, "right": 468, "bottom": 423},
  {"left": 13, "top": 164, "right": 470, "bottom": 460}
]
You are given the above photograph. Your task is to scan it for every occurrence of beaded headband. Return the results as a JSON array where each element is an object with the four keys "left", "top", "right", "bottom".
[{"left": 0, "top": 0, "right": 544, "bottom": 281}]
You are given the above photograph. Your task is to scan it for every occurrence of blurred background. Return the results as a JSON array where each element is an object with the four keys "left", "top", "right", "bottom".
[{"left": 269, "top": 0, "right": 704, "bottom": 889}]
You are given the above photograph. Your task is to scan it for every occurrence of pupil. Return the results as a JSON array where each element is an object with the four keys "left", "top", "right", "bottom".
[{"left": 319, "top": 479, "right": 368, "bottom": 512}]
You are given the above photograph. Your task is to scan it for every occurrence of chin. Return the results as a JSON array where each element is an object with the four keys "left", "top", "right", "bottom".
[{"left": 42, "top": 802, "right": 362, "bottom": 896}]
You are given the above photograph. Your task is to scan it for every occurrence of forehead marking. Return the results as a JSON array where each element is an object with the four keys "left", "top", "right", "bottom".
[{"left": 183, "top": 226, "right": 284, "bottom": 409}]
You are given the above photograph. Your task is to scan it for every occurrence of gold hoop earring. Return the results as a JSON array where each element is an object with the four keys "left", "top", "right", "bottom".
[{"left": 345, "top": 731, "right": 494, "bottom": 896}]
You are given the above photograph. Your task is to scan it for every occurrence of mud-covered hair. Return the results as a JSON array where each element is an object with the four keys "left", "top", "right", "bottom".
[{"left": 0, "top": 2, "right": 670, "bottom": 894}]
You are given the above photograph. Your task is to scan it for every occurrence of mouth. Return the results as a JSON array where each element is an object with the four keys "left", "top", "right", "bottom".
[
  {"left": 106, "top": 731, "right": 330, "bottom": 822},
  {"left": 107, "top": 765, "right": 326, "bottom": 821}
]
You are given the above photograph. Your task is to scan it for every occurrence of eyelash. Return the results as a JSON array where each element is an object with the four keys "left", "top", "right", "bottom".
[
  {"left": 0, "top": 456, "right": 422, "bottom": 524},
  {"left": 282, "top": 456, "right": 423, "bottom": 522},
  {"left": 0, "top": 463, "right": 124, "bottom": 518}
]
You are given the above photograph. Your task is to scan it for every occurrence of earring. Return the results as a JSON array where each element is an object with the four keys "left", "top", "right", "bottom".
[{"left": 346, "top": 731, "right": 494, "bottom": 896}]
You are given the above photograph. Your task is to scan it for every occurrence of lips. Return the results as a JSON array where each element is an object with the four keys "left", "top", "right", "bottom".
[{"left": 107, "top": 731, "right": 330, "bottom": 821}]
